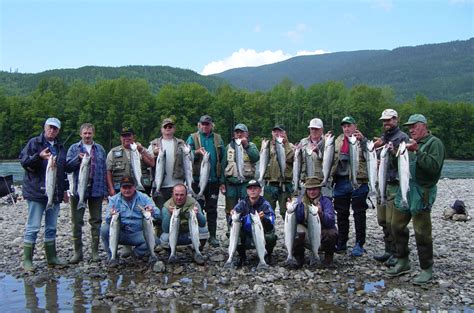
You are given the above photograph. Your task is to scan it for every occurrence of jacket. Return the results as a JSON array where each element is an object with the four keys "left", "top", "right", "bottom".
[
  {"left": 233, "top": 196, "right": 275, "bottom": 233},
  {"left": 223, "top": 139, "right": 259, "bottom": 184},
  {"left": 161, "top": 196, "right": 207, "bottom": 234},
  {"left": 295, "top": 194, "right": 336, "bottom": 230}
]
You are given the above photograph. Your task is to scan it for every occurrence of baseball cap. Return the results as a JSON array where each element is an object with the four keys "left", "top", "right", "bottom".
[
  {"left": 272, "top": 124, "right": 285, "bottom": 131},
  {"left": 308, "top": 118, "right": 323, "bottom": 129},
  {"left": 379, "top": 109, "right": 398, "bottom": 120},
  {"left": 234, "top": 123, "right": 248, "bottom": 132},
  {"left": 403, "top": 114, "right": 427, "bottom": 125},
  {"left": 45, "top": 117, "right": 61, "bottom": 129},
  {"left": 120, "top": 176, "right": 136, "bottom": 187},
  {"left": 341, "top": 116, "right": 356, "bottom": 125},
  {"left": 199, "top": 115, "right": 213, "bottom": 124},
  {"left": 120, "top": 126, "right": 134, "bottom": 136},
  {"left": 161, "top": 118, "right": 175, "bottom": 128},
  {"left": 246, "top": 180, "right": 261, "bottom": 188}
]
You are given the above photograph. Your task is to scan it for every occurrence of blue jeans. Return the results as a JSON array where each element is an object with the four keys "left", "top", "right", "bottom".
[
  {"left": 100, "top": 223, "right": 159, "bottom": 258},
  {"left": 160, "top": 226, "right": 209, "bottom": 248},
  {"left": 24, "top": 200, "right": 60, "bottom": 243}
]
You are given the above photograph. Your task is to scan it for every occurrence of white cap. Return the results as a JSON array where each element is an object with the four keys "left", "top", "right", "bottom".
[
  {"left": 308, "top": 118, "right": 323, "bottom": 129},
  {"left": 379, "top": 109, "right": 398, "bottom": 120},
  {"left": 45, "top": 117, "right": 61, "bottom": 129}
]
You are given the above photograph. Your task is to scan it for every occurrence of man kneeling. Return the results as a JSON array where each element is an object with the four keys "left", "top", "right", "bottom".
[
  {"left": 101, "top": 176, "right": 160, "bottom": 267},
  {"left": 160, "top": 184, "right": 208, "bottom": 265}
]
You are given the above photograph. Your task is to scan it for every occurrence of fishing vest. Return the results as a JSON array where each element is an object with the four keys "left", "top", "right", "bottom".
[
  {"left": 299, "top": 136, "right": 324, "bottom": 179},
  {"left": 330, "top": 134, "right": 368, "bottom": 183},
  {"left": 149, "top": 137, "right": 185, "bottom": 180},
  {"left": 191, "top": 131, "right": 223, "bottom": 178},
  {"left": 263, "top": 141, "right": 294, "bottom": 182},
  {"left": 224, "top": 141, "right": 256, "bottom": 182},
  {"left": 109, "top": 145, "right": 152, "bottom": 188}
]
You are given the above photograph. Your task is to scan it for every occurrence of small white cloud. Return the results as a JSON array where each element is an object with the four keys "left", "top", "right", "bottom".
[
  {"left": 254, "top": 24, "right": 262, "bottom": 33},
  {"left": 201, "top": 48, "right": 329, "bottom": 75},
  {"left": 370, "top": 0, "right": 393, "bottom": 11},
  {"left": 284, "top": 23, "right": 309, "bottom": 42}
]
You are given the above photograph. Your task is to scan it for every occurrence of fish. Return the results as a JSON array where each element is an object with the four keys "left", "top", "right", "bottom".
[
  {"left": 197, "top": 152, "right": 210, "bottom": 199},
  {"left": 292, "top": 145, "right": 302, "bottom": 192},
  {"left": 130, "top": 143, "right": 145, "bottom": 191},
  {"left": 257, "top": 139, "right": 269, "bottom": 185},
  {"left": 182, "top": 144, "right": 196, "bottom": 197},
  {"left": 154, "top": 148, "right": 166, "bottom": 192},
  {"left": 321, "top": 134, "right": 335, "bottom": 186},
  {"left": 378, "top": 144, "right": 390, "bottom": 206},
  {"left": 398, "top": 141, "right": 410, "bottom": 209},
  {"left": 284, "top": 198, "right": 298, "bottom": 267},
  {"left": 168, "top": 207, "right": 181, "bottom": 263},
  {"left": 250, "top": 210, "right": 268, "bottom": 270},
  {"left": 45, "top": 155, "right": 57, "bottom": 210},
  {"left": 67, "top": 173, "right": 75, "bottom": 198},
  {"left": 224, "top": 210, "right": 241, "bottom": 268},
  {"left": 235, "top": 138, "right": 245, "bottom": 183},
  {"left": 109, "top": 212, "right": 120, "bottom": 263},
  {"left": 365, "top": 140, "right": 378, "bottom": 196},
  {"left": 307, "top": 204, "right": 321, "bottom": 266},
  {"left": 76, "top": 154, "right": 91, "bottom": 210},
  {"left": 275, "top": 136, "right": 286, "bottom": 182},
  {"left": 188, "top": 205, "right": 204, "bottom": 261},
  {"left": 141, "top": 208, "right": 158, "bottom": 263},
  {"left": 348, "top": 135, "right": 360, "bottom": 189}
]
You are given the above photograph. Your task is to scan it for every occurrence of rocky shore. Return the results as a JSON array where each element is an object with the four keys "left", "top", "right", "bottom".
[{"left": 1, "top": 178, "right": 473, "bottom": 311}]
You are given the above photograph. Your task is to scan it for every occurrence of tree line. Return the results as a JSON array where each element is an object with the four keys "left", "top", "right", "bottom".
[{"left": 0, "top": 77, "right": 472, "bottom": 159}]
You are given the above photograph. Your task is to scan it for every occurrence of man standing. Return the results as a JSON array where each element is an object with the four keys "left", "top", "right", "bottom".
[
  {"left": 300, "top": 118, "right": 325, "bottom": 182},
  {"left": 373, "top": 109, "right": 409, "bottom": 266},
  {"left": 387, "top": 114, "right": 445, "bottom": 285},
  {"left": 20, "top": 117, "right": 69, "bottom": 271},
  {"left": 222, "top": 123, "right": 259, "bottom": 226},
  {"left": 263, "top": 124, "right": 294, "bottom": 218},
  {"left": 330, "top": 116, "right": 369, "bottom": 257},
  {"left": 186, "top": 115, "right": 225, "bottom": 247},
  {"left": 66, "top": 123, "right": 108, "bottom": 263}
]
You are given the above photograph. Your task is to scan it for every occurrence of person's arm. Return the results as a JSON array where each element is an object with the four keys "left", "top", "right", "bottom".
[
  {"left": 320, "top": 197, "right": 336, "bottom": 229},
  {"left": 65, "top": 144, "right": 81, "bottom": 173},
  {"left": 415, "top": 139, "right": 445, "bottom": 175},
  {"left": 294, "top": 201, "right": 306, "bottom": 224},
  {"left": 19, "top": 139, "right": 43, "bottom": 172},
  {"left": 246, "top": 142, "right": 260, "bottom": 163}
]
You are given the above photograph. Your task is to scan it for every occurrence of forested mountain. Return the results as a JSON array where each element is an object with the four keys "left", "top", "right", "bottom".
[
  {"left": 0, "top": 65, "right": 225, "bottom": 95},
  {"left": 214, "top": 39, "right": 474, "bottom": 102}
]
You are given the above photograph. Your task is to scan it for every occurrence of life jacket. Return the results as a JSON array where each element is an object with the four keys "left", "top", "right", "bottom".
[
  {"left": 224, "top": 141, "right": 256, "bottom": 181},
  {"left": 149, "top": 137, "right": 185, "bottom": 180},
  {"left": 109, "top": 145, "right": 152, "bottom": 188}
]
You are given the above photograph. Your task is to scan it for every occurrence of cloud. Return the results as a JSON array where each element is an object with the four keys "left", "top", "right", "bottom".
[
  {"left": 369, "top": 0, "right": 394, "bottom": 11},
  {"left": 284, "top": 23, "right": 309, "bottom": 42},
  {"left": 201, "top": 48, "right": 329, "bottom": 75},
  {"left": 254, "top": 24, "right": 262, "bottom": 33}
]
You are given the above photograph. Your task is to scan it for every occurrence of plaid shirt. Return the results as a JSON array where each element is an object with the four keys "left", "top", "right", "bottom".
[{"left": 66, "top": 140, "right": 108, "bottom": 198}]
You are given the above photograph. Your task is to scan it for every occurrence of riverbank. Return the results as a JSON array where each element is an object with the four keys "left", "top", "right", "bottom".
[{"left": 1, "top": 179, "right": 473, "bottom": 311}]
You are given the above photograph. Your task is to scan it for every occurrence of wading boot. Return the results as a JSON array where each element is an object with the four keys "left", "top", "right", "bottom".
[
  {"left": 45, "top": 241, "right": 67, "bottom": 267},
  {"left": 90, "top": 236, "right": 101, "bottom": 263},
  {"left": 386, "top": 257, "right": 411, "bottom": 277},
  {"left": 374, "top": 251, "right": 391, "bottom": 262},
  {"left": 384, "top": 255, "right": 398, "bottom": 267},
  {"left": 413, "top": 267, "right": 433, "bottom": 285},
  {"left": 23, "top": 243, "right": 34, "bottom": 272},
  {"left": 293, "top": 232, "right": 306, "bottom": 269},
  {"left": 322, "top": 253, "right": 334, "bottom": 267},
  {"left": 69, "top": 238, "right": 83, "bottom": 264}
]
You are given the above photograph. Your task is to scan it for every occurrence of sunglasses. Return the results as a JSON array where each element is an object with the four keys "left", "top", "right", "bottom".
[{"left": 163, "top": 124, "right": 174, "bottom": 129}]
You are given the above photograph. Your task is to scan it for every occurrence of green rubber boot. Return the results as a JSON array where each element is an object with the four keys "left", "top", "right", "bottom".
[
  {"left": 45, "top": 241, "right": 67, "bottom": 267},
  {"left": 23, "top": 243, "right": 34, "bottom": 272},
  {"left": 90, "top": 236, "right": 101, "bottom": 263},
  {"left": 69, "top": 239, "right": 83, "bottom": 264},
  {"left": 386, "top": 257, "right": 411, "bottom": 277},
  {"left": 413, "top": 267, "right": 433, "bottom": 285}
]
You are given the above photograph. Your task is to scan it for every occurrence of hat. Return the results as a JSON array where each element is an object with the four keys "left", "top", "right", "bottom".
[
  {"left": 308, "top": 118, "right": 323, "bottom": 129},
  {"left": 272, "top": 124, "right": 285, "bottom": 131},
  {"left": 234, "top": 123, "right": 248, "bottom": 132},
  {"left": 246, "top": 180, "right": 261, "bottom": 188},
  {"left": 199, "top": 115, "right": 213, "bottom": 124},
  {"left": 403, "top": 114, "right": 427, "bottom": 126},
  {"left": 379, "top": 109, "right": 398, "bottom": 120},
  {"left": 341, "top": 116, "right": 356, "bottom": 125},
  {"left": 120, "top": 126, "right": 134, "bottom": 136},
  {"left": 451, "top": 200, "right": 466, "bottom": 215},
  {"left": 45, "top": 117, "right": 61, "bottom": 129},
  {"left": 120, "top": 176, "right": 136, "bottom": 187},
  {"left": 304, "top": 176, "right": 323, "bottom": 188},
  {"left": 161, "top": 118, "right": 175, "bottom": 128}
]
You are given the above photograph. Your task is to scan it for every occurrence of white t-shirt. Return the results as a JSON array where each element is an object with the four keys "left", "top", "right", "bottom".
[{"left": 83, "top": 143, "right": 93, "bottom": 154}]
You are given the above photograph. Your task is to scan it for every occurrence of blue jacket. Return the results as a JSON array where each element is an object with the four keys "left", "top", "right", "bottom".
[
  {"left": 66, "top": 140, "right": 108, "bottom": 198},
  {"left": 232, "top": 196, "right": 275, "bottom": 233},
  {"left": 295, "top": 195, "right": 336, "bottom": 230},
  {"left": 19, "top": 133, "right": 69, "bottom": 203},
  {"left": 105, "top": 191, "right": 160, "bottom": 234}
]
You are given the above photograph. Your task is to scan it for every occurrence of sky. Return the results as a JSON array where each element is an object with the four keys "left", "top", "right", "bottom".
[{"left": 1, "top": 0, "right": 473, "bottom": 75}]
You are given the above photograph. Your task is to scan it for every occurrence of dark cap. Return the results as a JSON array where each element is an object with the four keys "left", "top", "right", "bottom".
[
  {"left": 341, "top": 116, "right": 356, "bottom": 125},
  {"left": 304, "top": 176, "right": 324, "bottom": 188},
  {"left": 120, "top": 176, "right": 136, "bottom": 187},
  {"left": 199, "top": 115, "right": 213, "bottom": 124},
  {"left": 246, "top": 179, "right": 261, "bottom": 188},
  {"left": 234, "top": 123, "right": 248, "bottom": 132},
  {"left": 120, "top": 126, "right": 134, "bottom": 136},
  {"left": 161, "top": 118, "right": 175, "bottom": 128},
  {"left": 272, "top": 124, "right": 285, "bottom": 131}
]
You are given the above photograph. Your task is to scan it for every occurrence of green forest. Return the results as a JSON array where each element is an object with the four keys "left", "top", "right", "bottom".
[{"left": 0, "top": 77, "right": 472, "bottom": 159}]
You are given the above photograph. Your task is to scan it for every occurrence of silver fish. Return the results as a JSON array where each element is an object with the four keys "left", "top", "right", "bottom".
[
  {"left": 250, "top": 211, "right": 268, "bottom": 270},
  {"left": 321, "top": 134, "right": 334, "bottom": 186},
  {"left": 182, "top": 144, "right": 195, "bottom": 196},
  {"left": 168, "top": 207, "right": 181, "bottom": 263},
  {"left": 275, "top": 136, "right": 286, "bottom": 181},
  {"left": 366, "top": 140, "right": 378, "bottom": 196},
  {"left": 188, "top": 206, "right": 204, "bottom": 260},
  {"left": 292, "top": 145, "right": 302, "bottom": 192},
  {"left": 398, "top": 141, "right": 410, "bottom": 209},
  {"left": 348, "top": 135, "right": 360, "bottom": 189},
  {"left": 257, "top": 139, "right": 269, "bottom": 185},
  {"left": 67, "top": 173, "right": 75, "bottom": 198},
  {"left": 307, "top": 204, "right": 321, "bottom": 266},
  {"left": 45, "top": 155, "right": 57, "bottom": 210},
  {"left": 284, "top": 198, "right": 298, "bottom": 267},
  {"left": 197, "top": 152, "right": 210, "bottom": 199},
  {"left": 154, "top": 148, "right": 166, "bottom": 191},
  {"left": 109, "top": 212, "right": 120, "bottom": 262},
  {"left": 305, "top": 146, "right": 315, "bottom": 177},
  {"left": 224, "top": 210, "right": 241, "bottom": 268},
  {"left": 235, "top": 138, "right": 245, "bottom": 183},
  {"left": 378, "top": 144, "right": 390, "bottom": 206},
  {"left": 130, "top": 143, "right": 145, "bottom": 191},
  {"left": 76, "top": 154, "right": 91, "bottom": 210},
  {"left": 141, "top": 208, "right": 158, "bottom": 263}
]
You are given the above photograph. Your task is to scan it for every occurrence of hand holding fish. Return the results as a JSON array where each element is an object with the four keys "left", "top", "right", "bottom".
[
  {"left": 258, "top": 211, "right": 264, "bottom": 220},
  {"left": 406, "top": 139, "right": 418, "bottom": 152},
  {"left": 39, "top": 147, "right": 52, "bottom": 160},
  {"left": 195, "top": 147, "right": 207, "bottom": 156},
  {"left": 352, "top": 130, "right": 365, "bottom": 141}
]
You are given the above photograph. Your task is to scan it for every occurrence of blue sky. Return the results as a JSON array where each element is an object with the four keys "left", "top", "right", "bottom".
[{"left": 1, "top": 0, "right": 472, "bottom": 75}]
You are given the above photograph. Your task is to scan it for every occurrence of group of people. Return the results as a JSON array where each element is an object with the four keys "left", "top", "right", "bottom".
[{"left": 19, "top": 110, "right": 445, "bottom": 285}]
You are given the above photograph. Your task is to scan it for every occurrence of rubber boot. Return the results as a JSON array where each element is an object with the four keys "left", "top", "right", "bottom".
[
  {"left": 199, "top": 239, "right": 207, "bottom": 252},
  {"left": 293, "top": 232, "right": 306, "bottom": 268},
  {"left": 384, "top": 255, "right": 398, "bottom": 267},
  {"left": 322, "top": 252, "right": 334, "bottom": 267},
  {"left": 413, "top": 266, "right": 433, "bottom": 285},
  {"left": 208, "top": 223, "right": 220, "bottom": 247},
  {"left": 234, "top": 246, "right": 246, "bottom": 267},
  {"left": 90, "top": 236, "right": 100, "bottom": 263},
  {"left": 23, "top": 243, "right": 34, "bottom": 272},
  {"left": 374, "top": 241, "right": 392, "bottom": 262},
  {"left": 45, "top": 241, "right": 67, "bottom": 267},
  {"left": 69, "top": 239, "right": 83, "bottom": 264},
  {"left": 386, "top": 257, "right": 411, "bottom": 277}
]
